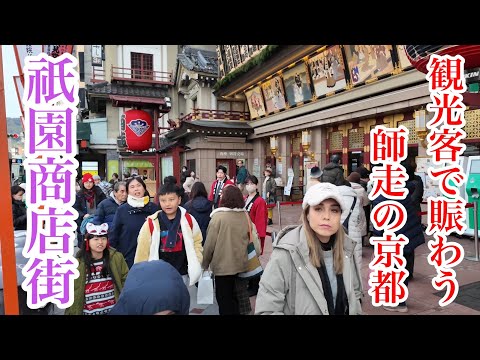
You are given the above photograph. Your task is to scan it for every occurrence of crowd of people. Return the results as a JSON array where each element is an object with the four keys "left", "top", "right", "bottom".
[{"left": 9, "top": 156, "right": 424, "bottom": 315}]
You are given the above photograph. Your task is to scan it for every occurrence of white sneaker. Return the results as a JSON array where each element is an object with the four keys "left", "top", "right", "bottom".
[{"left": 383, "top": 305, "right": 408, "bottom": 313}]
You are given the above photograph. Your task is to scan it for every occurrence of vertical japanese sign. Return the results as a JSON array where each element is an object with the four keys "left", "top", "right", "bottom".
[
  {"left": 91, "top": 45, "right": 103, "bottom": 67},
  {"left": 425, "top": 54, "right": 466, "bottom": 307},
  {"left": 21, "top": 52, "right": 80, "bottom": 309},
  {"left": 368, "top": 125, "right": 410, "bottom": 306}
]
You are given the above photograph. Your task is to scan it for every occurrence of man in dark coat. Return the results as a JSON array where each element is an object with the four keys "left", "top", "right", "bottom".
[
  {"left": 372, "top": 180, "right": 425, "bottom": 313},
  {"left": 92, "top": 181, "right": 127, "bottom": 229},
  {"left": 321, "top": 154, "right": 345, "bottom": 186},
  {"left": 11, "top": 185, "right": 27, "bottom": 230},
  {"left": 109, "top": 260, "right": 190, "bottom": 315}
]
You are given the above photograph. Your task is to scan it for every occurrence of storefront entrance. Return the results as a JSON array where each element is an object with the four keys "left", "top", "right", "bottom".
[{"left": 348, "top": 151, "right": 363, "bottom": 175}]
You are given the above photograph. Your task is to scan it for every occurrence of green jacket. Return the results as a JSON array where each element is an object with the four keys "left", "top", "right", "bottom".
[
  {"left": 236, "top": 166, "right": 248, "bottom": 184},
  {"left": 65, "top": 248, "right": 129, "bottom": 315}
]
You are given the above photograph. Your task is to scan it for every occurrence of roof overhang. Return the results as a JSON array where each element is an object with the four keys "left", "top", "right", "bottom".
[
  {"left": 166, "top": 120, "right": 253, "bottom": 140},
  {"left": 109, "top": 95, "right": 166, "bottom": 107}
]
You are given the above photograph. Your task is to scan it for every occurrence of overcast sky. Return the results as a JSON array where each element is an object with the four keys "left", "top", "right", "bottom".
[{"left": 2, "top": 45, "right": 22, "bottom": 118}]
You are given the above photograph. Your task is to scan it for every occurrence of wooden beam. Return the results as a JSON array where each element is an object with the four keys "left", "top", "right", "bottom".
[{"left": 0, "top": 45, "right": 19, "bottom": 314}]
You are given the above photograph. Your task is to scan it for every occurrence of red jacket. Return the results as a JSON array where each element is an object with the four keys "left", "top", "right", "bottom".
[
  {"left": 208, "top": 178, "right": 235, "bottom": 206},
  {"left": 244, "top": 194, "right": 267, "bottom": 238}
]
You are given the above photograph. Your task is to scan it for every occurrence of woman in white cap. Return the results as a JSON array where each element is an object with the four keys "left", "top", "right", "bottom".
[{"left": 255, "top": 182, "right": 363, "bottom": 315}]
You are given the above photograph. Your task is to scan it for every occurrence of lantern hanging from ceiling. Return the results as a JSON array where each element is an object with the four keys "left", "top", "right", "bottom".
[{"left": 124, "top": 109, "right": 153, "bottom": 151}]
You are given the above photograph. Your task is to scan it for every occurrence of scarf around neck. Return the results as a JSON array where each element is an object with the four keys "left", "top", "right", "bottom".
[
  {"left": 127, "top": 195, "right": 149, "bottom": 208},
  {"left": 84, "top": 189, "right": 95, "bottom": 209},
  {"left": 160, "top": 209, "right": 182, "bottom": 248}
]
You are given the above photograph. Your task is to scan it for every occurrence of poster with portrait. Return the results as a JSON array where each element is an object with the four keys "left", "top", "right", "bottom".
[
  {"left": 344, "top": 45, "right": 394, "bottom": 85},
  {"left": 396, "top": 45, "right": 412, "bottom": 69},
  {"left": 308, "top": 45, "right": 346, "bottom": 97},
  {"left": 261, "top": 75, "right": 287, "bottom": 113},
  {"left": 245, "top": 86, "right": 266, "bottom": 119},
  {"left": 283, "top": 62, "right": 313, "bottom": 106},
  {"left": 415, "top": 157, "right": 445, "bottom": 200}
]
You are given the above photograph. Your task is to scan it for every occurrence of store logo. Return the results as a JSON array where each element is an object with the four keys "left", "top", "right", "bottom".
[{"left": 127, "top": 119, "right": 150, "bottom": 137}]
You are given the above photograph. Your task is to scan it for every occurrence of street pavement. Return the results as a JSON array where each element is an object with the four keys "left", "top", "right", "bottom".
[
  {"left": 47, "top": 205, "right": 480, "bottom": 315},
  {"left": 188, "top": 203, "right": 480, "bottom": 315}
]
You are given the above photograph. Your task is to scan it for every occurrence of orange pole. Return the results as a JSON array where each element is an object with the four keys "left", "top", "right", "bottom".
[{"left": 0, "top": 45, "right": 20, "bottom": 314}]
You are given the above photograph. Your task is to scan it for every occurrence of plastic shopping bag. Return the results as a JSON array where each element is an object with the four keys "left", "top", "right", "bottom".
[{"left": 197, "top": 271, "right": 214, "bottom": 305}]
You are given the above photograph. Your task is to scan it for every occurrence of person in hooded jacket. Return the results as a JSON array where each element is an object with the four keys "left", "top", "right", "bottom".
[
  {"left": 184, "top": 181, "right": 212, "bottom": 246},
  {"left": 335, "top": 178, "right": 365, "bottom": 291},
  {"left": 109, "top": 260, "right": 190, "bottom": 315},
  {"left": 321, "top": 154, "right": 345, "bottom": 186},
  {"left": 346, "top": 172, "right": 370, "bottom": 247}
]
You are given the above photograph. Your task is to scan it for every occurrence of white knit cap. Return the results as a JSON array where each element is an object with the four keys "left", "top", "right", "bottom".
[{"left": 302, "top": 182, "right": 346, "bottom": 213}]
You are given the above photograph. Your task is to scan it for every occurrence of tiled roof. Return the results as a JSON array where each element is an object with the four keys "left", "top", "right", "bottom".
[
  {"left": 87, "top": 83, "right": 168, "bottom": 98},
  {"left": 188, "top": 120, "right": 252, "bottom": 130},
  {"left": 178, "top": 46, "right": 218, "bottom": 75},
  {"left": 166, "top": 119, "right": 253, "bottom": 140}
]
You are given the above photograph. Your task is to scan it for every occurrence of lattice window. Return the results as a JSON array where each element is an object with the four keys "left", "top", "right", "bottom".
[
  {"left": 231, "top": 46, "right": 242, "bottom": 68},
  {"left": 465, "top": 110, "right": 480, "bottom": 140},
  {"left": 397, "top": 119, "right": 417, "bottom": 144},
  {"left": 292, "top": 136, "right": 301, "bottom": 155},
  {"left": 329, "top": 131, "right": 343, "bottom": 151},
  {"left": 131, "top": 52, "right": 153, "bottom": 80},
  {"left": 224, "top": 46, "right": 234, "bottom": 73},
  {"left": 217, "top": 46, "right": 225, "bottom": 79},
  {"left": 240, "top": 45, "right": 249, "bottom": 63},
  {"left": 348, "top": 127, "right": 364, "bottom": 149}
]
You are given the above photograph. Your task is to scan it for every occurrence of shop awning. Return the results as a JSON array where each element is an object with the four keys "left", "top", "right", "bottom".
[{"left": 122, "top": 159, "right": 154, "bottom": 168}]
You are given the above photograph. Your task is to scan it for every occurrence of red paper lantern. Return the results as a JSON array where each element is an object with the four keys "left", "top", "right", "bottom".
[
  {"left": 124, "top": 109, "right": 153, "bottom": 151},
  {"left": 405, "top": 45, "right": 480, "bottom": 74}
]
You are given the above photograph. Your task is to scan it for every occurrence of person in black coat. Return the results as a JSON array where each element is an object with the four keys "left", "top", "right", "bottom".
[
  {"left": 109, "top": 176, "right": 160, "bottom": 268},
  {"left": 184, "top": 181, "right": 212, "bottom": 246},
  {"left": 92, "top": 181, "right": 128, "bottom": 229},
  {"left": 321, "top": 154, "right": 345, "bottom": 186},
  {"left": 372, "top": 180, "right": 425, "bottom": 313},
  {"left": 180, "top": 166, "right": 189, "bottom": 185},
  {"left": 73, "top": 173, "right": 107, "bottom": 249},
  {"left": 11, "top": 185, "right": 27, "bottom": 230}
]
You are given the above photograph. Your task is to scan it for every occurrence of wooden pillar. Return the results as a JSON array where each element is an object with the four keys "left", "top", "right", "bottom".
[
  {"left": 0, "top": 45, "right": 19, "bottom": 314},
  {"left": 154, "top": 108, "right": 160, "bottom": 203},
  {"left": 172, "top": 146, "right": 181, "bottom": 182}
]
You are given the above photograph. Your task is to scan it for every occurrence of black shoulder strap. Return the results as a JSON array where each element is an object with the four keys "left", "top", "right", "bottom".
[
  {"left": 245, "top": 193, "right": 260, "bottom": 213},
  {"left": 342, "top": 196, "right": 357, "bottom": 233}
]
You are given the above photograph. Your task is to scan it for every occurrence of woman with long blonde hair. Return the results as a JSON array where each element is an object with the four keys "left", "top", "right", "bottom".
[{"left": 255, "top": 182, "right": 363, "bottom": 315}]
